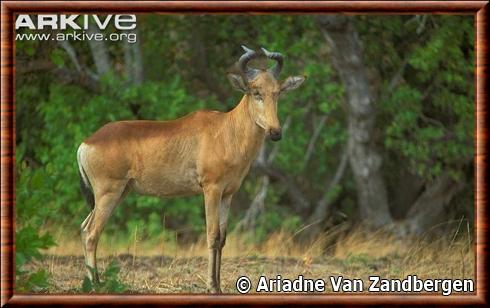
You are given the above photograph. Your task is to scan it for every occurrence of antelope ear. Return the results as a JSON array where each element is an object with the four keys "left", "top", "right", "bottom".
[
  {"left": 227, "top": 73, "right": 248, "bottom": 93},
  {"left": 280, "top": 75, "right": 306, "bottom": 93}
]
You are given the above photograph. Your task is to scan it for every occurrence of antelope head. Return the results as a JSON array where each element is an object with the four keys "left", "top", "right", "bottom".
[{"left": 228, "top": 46, "right": 306, "bottom": 141}]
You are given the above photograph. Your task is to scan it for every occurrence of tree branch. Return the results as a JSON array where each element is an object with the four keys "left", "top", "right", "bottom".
[
  {"left": 54, "top": 68, "right": 100, "bottom": 92},
  {"left": 303, "top": 114, "right": 328, "bottom": 167},
  {"left": 387, "top": 57, "right": 409, "bottom": 96},
  {"left": 301, "top": 146, "right": 349, "bottom": 239},
  {"left": 316, "top": 146, "right": 349, "bottom": 215},
  {"left": 58, "top": 40, "right": 99, "bottom": 81},
  {"left": 235, "top": 146, "right": 270, "bottom": 232},
  {"left": 254, "top": 164, "right": 310, "bottom": 212}
]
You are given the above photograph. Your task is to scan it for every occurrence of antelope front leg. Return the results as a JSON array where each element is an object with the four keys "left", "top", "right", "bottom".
[
  {"left": 216, "top": 194, "right": 232, "bottom": 290},
  {"left": 203, "top": 185, "right": 223, "bottom": 293}
]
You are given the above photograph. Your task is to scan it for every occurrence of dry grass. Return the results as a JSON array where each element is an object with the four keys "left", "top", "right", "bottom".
[{"left": 27, "top": 228, "right": 475, "bottom": 294}]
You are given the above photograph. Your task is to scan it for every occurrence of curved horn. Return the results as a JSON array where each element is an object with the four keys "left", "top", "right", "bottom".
[
  {"left": 238, "top": 45, "right": 260, "bottom": 80},
  {"left": 261, "top": 47, "right": 284, "bottom": 78}
]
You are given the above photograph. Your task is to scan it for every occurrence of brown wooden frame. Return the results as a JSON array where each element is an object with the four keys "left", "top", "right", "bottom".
[{"left": 1, "top": 1, "right": 487, "bottom": 306}]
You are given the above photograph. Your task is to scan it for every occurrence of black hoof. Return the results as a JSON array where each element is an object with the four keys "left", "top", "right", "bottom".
[{"left": 207, "top": 286, "right": 221, "bottom": 294}]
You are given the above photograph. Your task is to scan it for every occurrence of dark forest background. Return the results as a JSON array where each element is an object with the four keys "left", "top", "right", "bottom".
[{"left": 15, "top": 15, "right": 474, "bottom": 290}]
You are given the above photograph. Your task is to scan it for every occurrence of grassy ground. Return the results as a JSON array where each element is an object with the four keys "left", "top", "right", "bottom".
[{"left": 25, "top": 228, "right": 475, "bottom": 294}]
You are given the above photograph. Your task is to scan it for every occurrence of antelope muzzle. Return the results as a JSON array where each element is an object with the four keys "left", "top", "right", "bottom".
[{"left": 269, "top": 127, "right": 282, "bottom": 141}]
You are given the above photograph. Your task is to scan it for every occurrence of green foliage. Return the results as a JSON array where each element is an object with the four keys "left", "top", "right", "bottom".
[
  {"left": 15, "top": 225, "right": 56, "bottom": 292},
  {"left": 16, "top": 226, "right": 56, "bottom": 268},
  {"left": 16, "top": 162, "right": 57, "bottom": 292},
  {"left": 358, "top": 16, "right": 473, "bottom": 181},
  {"left": 81, "top": 261, "right": 129, "bottom": 293},
  {"left": 16, "top": 268, "right": 51, "bottom": 293}
]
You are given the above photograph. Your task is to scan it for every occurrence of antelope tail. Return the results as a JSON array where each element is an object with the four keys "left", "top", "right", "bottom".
[{"left": 77, "top": 144, "right": 95, "bottom": 210}]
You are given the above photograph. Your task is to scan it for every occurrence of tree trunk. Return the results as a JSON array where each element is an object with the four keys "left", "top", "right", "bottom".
[
  {"left": 317, "top": 16, "right": 393, "bottom": 228},
  {"left": 87, "top": 26, "right": 111, "bottom": 76},
  {"left": 123, "top": 29, "right": 144, "bottom": 85},
  {"left": 396, "top": 171, "right": 465, "bottom": 237},
  {"left": 189, "top": 28, "right": 228, "bottom": 103}
]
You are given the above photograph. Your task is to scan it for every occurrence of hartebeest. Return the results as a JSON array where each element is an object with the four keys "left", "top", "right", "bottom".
[{"left": 77, "top": 46, "right": 305, "bottom": 293}]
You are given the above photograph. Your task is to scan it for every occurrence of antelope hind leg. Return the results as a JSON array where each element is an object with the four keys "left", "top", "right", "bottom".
[
  {"left": 81, "top": 211, "right": 95, "bottom": 279},
  {"left": 81, "top": 181, "right": 127, "bottom": 284}
]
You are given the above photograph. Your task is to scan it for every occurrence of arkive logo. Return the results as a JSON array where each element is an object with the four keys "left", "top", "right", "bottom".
[{"left": 15, "top": 14, "right": 137, "bottom": 30}]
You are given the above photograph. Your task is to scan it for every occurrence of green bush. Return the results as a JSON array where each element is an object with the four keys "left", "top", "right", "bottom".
[
  {"left": 81, "top": 261, "right": 129, "bottom": 293},
  {"left": 16, "top": 162, "right": 57, "bottom": 292},
  {"left": 15, "top": 226, "right": 56, "bottom": 292}
]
